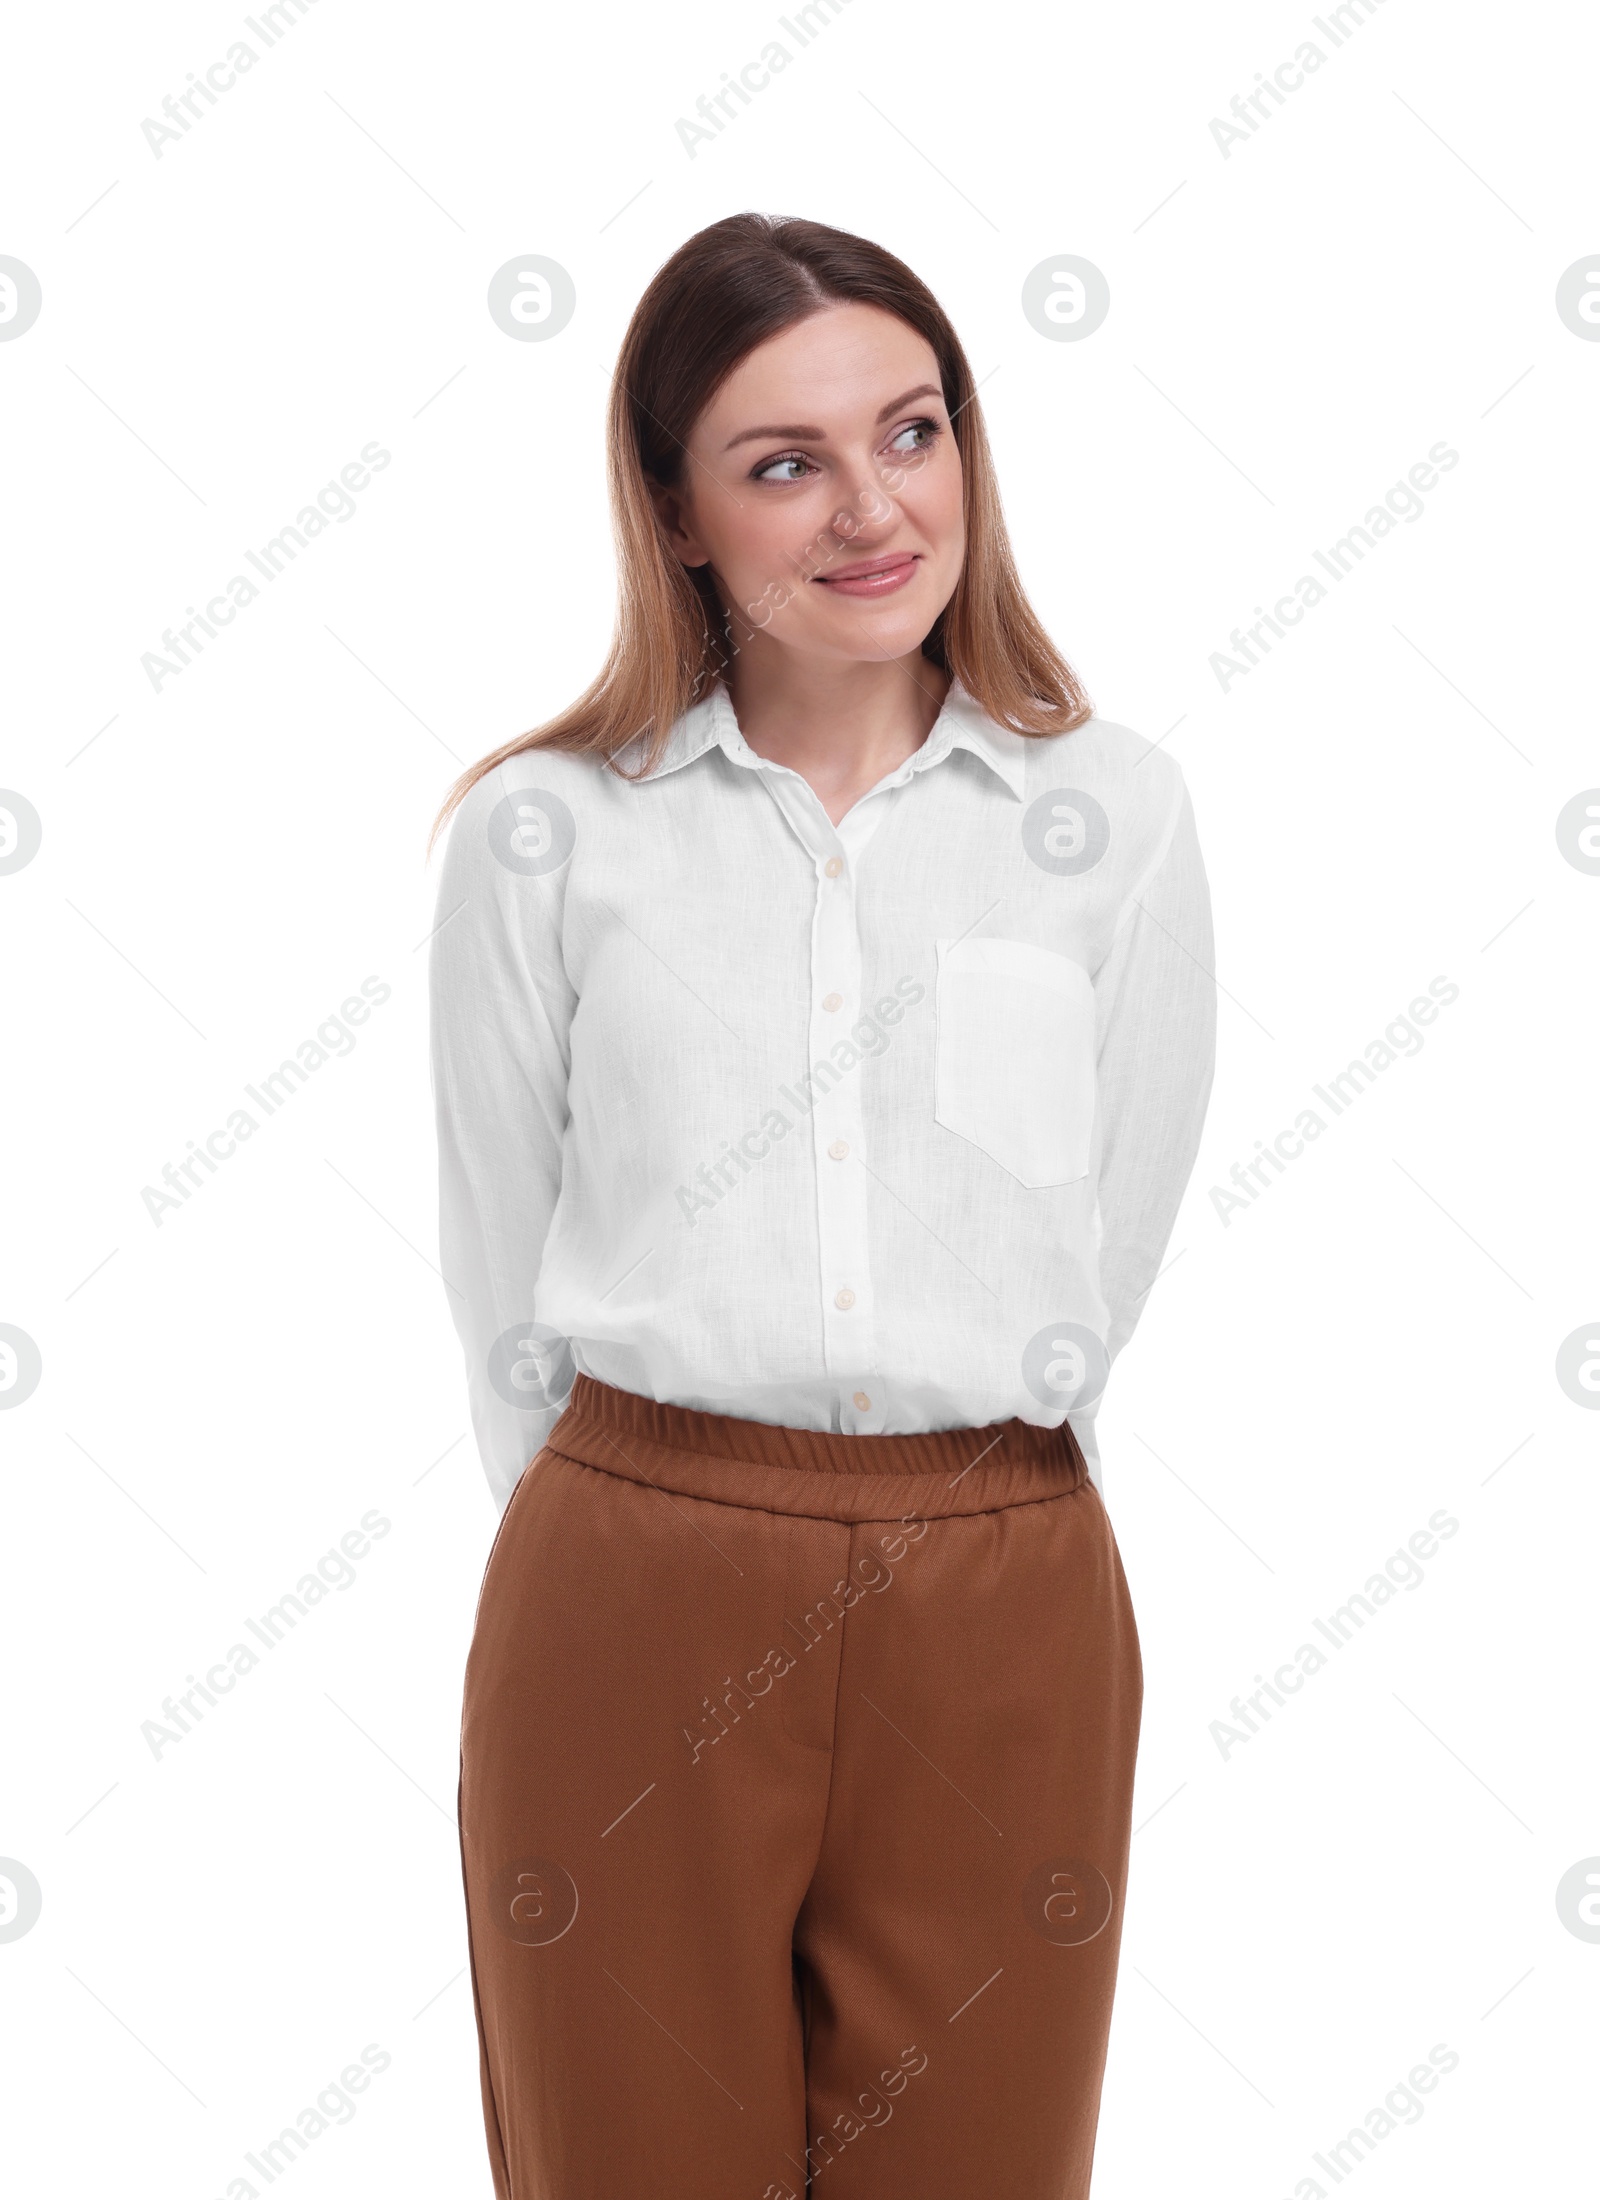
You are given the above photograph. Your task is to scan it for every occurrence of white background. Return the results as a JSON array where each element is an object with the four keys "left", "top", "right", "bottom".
[{"left": 2, "top": 1, "right": 1596, "bottom": 2193}]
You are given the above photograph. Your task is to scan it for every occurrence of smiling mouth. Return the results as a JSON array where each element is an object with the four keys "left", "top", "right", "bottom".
[{"left": 814, "top": 553, "right": 920, "bottom": 597}]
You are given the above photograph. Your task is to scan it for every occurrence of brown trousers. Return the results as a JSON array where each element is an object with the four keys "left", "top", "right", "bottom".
[{"left": 458, "top": 1374, "right": 1143, "bottom": 2198}]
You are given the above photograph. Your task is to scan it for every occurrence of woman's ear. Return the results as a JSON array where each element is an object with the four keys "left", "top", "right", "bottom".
[{"left": 646, "top": 475, "right": 710, "bottom": 569}]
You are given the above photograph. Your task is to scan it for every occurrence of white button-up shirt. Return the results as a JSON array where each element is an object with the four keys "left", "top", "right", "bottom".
[{"left": 429, "top": 677, "right": 1215, "bottom": 1514}]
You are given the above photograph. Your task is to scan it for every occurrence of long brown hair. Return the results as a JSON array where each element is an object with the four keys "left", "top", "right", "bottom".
[{"left": 429, "top": 212, "right": 1090, "bottom": 849}]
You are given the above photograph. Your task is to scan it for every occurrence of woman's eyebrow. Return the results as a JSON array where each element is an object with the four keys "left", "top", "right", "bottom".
[
  {"left": 873, "top": 382, "right": 942, "bottom": 423},
  {"left": 722, "top": 383, "right": 944, "bottom": 452}
]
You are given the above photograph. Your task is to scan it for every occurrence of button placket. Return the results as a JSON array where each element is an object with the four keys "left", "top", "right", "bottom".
[
  {"left": 747, "top": 761, "right": 888, "bottom": 1433},
  {"left": 806, "top": 832, "right": 878, "bottom": 1408}
]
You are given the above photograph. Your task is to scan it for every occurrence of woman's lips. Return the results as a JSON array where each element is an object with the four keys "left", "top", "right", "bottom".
[{"left": 814, "top": 553, "right": 919, "bottom": 598}]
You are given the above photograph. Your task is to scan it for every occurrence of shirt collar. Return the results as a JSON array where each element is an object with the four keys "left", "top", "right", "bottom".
[{"left": 621, "top": 676, "right": 1029, "bottom": 802}]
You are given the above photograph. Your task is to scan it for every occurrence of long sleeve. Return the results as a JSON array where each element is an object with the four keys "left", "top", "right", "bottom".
[
  {"left": 1072, "top": 773, "right": 1216, "bottom": 1473},
  {"left": 428, "top": 769, "right": 577, "bottom": 1515}
]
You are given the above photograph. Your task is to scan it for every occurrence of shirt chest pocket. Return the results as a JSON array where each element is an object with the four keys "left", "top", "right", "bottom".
[{"left": 933, "top": 936, "right": 1096, "bottom": 1189}]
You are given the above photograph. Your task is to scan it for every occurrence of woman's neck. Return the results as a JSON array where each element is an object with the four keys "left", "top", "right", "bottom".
[{"left": 724, "top": 649, "right": 951, "bottom": 828}]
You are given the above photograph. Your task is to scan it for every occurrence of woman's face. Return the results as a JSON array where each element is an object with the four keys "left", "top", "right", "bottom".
[{"left": 653, "top": 301, "right": 966, "bottom": 671}]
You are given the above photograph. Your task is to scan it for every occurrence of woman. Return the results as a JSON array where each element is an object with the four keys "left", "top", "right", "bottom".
[{"left": 429, "top": 212, "right": 1215, "bottom": 2199}]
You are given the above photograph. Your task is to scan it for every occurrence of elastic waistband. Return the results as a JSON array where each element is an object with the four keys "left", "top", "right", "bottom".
[{"left": 543, "top": 1373, "right": 1089, "bottom": 1523}]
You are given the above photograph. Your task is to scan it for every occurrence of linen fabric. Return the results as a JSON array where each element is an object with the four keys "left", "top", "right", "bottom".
[{"left": 429, "top": 678, "right": 1215, "bottom": 1514}]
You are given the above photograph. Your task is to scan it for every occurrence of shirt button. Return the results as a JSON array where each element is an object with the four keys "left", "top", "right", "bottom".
[
  {"left": 822, "top": 992, "right": 843, "bottom": 1012},
  {"left": 828, "top": 1139, "right": 849, "bottom": 1160},
  {"left": 834, "top": 1286, "right": 856, "bottom": 1311},
  {"left": 824, "top": 856, "right": 844, "bottom": 878},
  {"left": 853, "top": 1390, "right": 872, "bottom": 1411}
]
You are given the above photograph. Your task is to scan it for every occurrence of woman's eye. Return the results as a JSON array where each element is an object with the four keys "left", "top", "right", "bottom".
[
  {"left": 888, "top": 418, "right": 941, "bottom": 454},
  {"left": 754, "top": 453, "right": 814, "bottom": 483}
]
